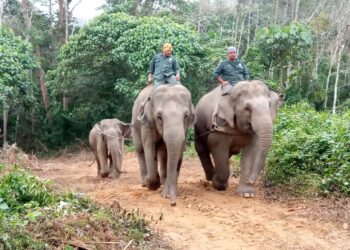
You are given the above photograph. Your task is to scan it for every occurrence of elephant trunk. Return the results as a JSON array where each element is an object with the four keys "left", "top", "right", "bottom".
[
  {"left": 248, "top": 113, "right": 273, "bottom": 184},
  {"left": 163, "top": 127, "right": 185, "bottom": 206}
]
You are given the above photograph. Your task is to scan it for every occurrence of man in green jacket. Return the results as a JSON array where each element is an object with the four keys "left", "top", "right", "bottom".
[
  {"left": 147, "top": 43, "right": 180, "bottom": 88},
  {"left": 213, "top": 46, "right": 249, "bottom": 95}
]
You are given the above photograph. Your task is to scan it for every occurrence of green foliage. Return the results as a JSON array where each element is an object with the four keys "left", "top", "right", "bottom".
[
  {"left": 0, "top": 164, "right": 156, "bottom": 249},
  {"left": 0, "top": 165, "right": 54, "bottom": 212},
  {"left": 265, "top": 103, "right": 350, "bottom": 196},
  {"left": 47, "top": 13, "right": 204, "bottom": 146},
  {"left": 0, "top": 27, "right": 38, "bottom": 108},
  {"left": 243, "top": 22, "right": 315, "bottom": 103}
]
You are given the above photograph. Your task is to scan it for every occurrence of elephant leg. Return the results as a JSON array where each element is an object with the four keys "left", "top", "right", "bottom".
[
  {"left": 135, "top": 149, "right": 148, "bottom": 186},
  {"left": 161, "top": 152, "right": 183, "bottom": 201},
  {"left": 237, "top": 143, "right": 257, "bottom": 198},
  {"left": 142, "top": 128, "right": 160, "bottom": 190},
  {"left": 93, "top": 151, "right": 102, "bottom": 177},
  {"left": 210, "top": 146, "right": 230, "bottom": 191},
  {"left": 195, "top": 136, "right": 215, "bottom": 181},
  {"left": 158, "top": 143, "right": 167, "bottom": 185},
  {"left": 133, "top": 130, "right": 148, "bottom": 186},
  {"left": 144, "top": 147, "right": 160, "bottom": 190},
  {"left": 108, "top": 152, "right": 121, "bottom": 179},
  {"left": 97, "top": 140, "right": 109, "bottom": 178}
]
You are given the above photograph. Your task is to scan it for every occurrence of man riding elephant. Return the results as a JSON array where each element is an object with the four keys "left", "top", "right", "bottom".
[
  {"left": 147, "top": 43, "right": 181, "bottom": 88},
  {"left": 213, "top": 46, "right": 249, "bottom": 95}
]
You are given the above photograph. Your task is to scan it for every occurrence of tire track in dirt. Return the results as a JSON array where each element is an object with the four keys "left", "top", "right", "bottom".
[{"left": 36, "top": 151, "right": 350, "bottom": 250}]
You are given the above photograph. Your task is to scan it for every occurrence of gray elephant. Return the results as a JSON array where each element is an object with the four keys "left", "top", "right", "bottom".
[
  {"left": 132, "top": 84, "right": 195, "bottom": 206},
  {"left": 194, "top": 80, "right": 283, "bottom": 197},
  {"left": 89, "top": 118, "right": 131, "bottom": 178}
]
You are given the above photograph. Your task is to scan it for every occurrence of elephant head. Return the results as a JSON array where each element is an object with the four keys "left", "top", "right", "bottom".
[
  {"left": 216, "top": 80, "right": 283, "bottom": 184},
  {"left": 89, "top": 118, "right": 130, "bottom": 178},
  {"left": 133, "top": 84, "right": 195, "bottom": 205}
]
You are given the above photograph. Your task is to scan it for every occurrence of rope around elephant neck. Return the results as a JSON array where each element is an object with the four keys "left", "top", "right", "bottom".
[{"left": 96, "top": 126, "right": 133, "bottom": 141}]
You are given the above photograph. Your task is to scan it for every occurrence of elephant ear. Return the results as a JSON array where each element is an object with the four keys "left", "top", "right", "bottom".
[
  {"left": 138, "top": 99, "right": 155, "bottom": 128},
  {"left": 216, "top": 96, "right": 235, "bottom": 128},
  {"left": 269, "top": 91, "right": 285, "bottom": 122},
  {"left": 120, "top": 122, "right": 132, "bottom": 139},
  {"left": 188, "top": 103, "right": 196, "bottom": 128}
]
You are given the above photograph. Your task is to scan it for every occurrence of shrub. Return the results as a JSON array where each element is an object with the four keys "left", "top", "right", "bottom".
[{"left": 265, "top": 103, "right": 350, "bottom": 196}]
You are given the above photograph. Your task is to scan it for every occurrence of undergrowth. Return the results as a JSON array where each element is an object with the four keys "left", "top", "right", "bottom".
[
  {"left": 0, "top": 163, "right": 164, "bottom": 249},
  {"left": 265, "top": 102, "right": 350, "bottom": 197}
]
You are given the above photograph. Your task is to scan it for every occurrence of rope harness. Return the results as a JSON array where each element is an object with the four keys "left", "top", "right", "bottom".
[
  {"left": 196, "top": 114, "right": 249, "bottom": 139},
  {"left": 96, "top": 123, "right": 134, "bottom": 141}
]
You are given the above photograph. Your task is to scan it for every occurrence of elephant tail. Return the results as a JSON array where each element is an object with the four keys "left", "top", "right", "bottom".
[{"left": 88, "top": 158, "right": 96, "bottom": 167}]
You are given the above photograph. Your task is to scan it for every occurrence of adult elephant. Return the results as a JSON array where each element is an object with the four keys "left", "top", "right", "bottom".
[
  {"left": 132, "top": 84, "right": 195, "bottom": 206},
  {"left": 194, "top": 80, "right": 283, "bottom": 197},
  {"left": 89, "top": 119, "right": 131, "bottom": 178}
]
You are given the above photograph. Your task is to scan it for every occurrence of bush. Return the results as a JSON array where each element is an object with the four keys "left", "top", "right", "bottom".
[
  {"left": 265, "top": 102, "right": 350, "bottom": 196},
  {"left": 0, "top": 164, "right": 159, "bottom": 249}
]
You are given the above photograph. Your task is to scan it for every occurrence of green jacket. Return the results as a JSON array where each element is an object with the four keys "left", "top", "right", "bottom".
[
  {"left": 148, "top": 53, "right": 180, "bottom": 80},
  {"left": 213, "top": 59, "right": 249, "bottom": 85}
]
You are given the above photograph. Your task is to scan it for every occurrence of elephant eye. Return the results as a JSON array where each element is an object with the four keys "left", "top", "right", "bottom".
[
  {"left": 156, "top": 112, "right": 163, "bottom": 121},
  {"left": 184, "top": 111, "right": 189, "bottom": 118}
]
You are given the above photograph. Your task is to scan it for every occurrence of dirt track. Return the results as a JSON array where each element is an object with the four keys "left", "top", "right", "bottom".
[{"left": 36, "top": 150, "right": 350, "bottom": 250}]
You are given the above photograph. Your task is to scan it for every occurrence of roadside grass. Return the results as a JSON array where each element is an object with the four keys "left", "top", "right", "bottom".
[{"left": 0, "top": 160, "right": 167, "bottom": 249}]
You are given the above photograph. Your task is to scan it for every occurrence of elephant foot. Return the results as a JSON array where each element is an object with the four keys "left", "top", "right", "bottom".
[
  {"left": 203, "top": 168, "right": 214, "bottom": 181},
  {"left": 109, "top": 171, "right": 120, "bottom": 179},
  {"left": 161, "top": 187, "right": 170, "bottom": 199},
  {"left": 141, "top": 179, "right": 147, "bottom": 187},
  {"left": 161, "top": 185, "right": 177, "bottom": 206},
  {"left": 100, "top": 172, "right": 109, "bottom": 178},
  {"left": 237, "top": 184, "right": 255, "bottom": 198},
  {"left": 212, "top": 177, "right": 228, "bottom": 191},
  {"left": 146, "top": 176, "right": 160, "bottom": 190}
]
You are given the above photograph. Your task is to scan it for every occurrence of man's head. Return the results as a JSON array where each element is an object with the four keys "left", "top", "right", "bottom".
[
  {"left": 227, "top": 46, "right": 237, "bottom": 61},
  {"left": 163, "top": 43, "right": 173, "bottom": 57}
]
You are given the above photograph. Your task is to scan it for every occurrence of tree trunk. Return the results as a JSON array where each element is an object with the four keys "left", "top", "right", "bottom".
[
  {"left": 58, "top": 0, "right": 69, "bottom": 110},
  {"left": 237, "top": 10, "right": 247, "bottom": 53},
  {"left": 282, "top": 1, "right": 288, "bottom": 24},
  {"left": 219, "top": 16, "right": 228, "bottom": 38},
  {"left": 254, "top": 0, "right": 260, "bottom": 40},
  {"left": 230, "top": 6, "right": 237, "bottom": 43},
  {"left": 234, "top": 6, "right": 240, "bottom": 45},
  {"left": 246, "top": 0, "right": 252, "bottom": 48},
  {"left": 3, "top": 99, "right": 8, "bottom": 149},
  {"left": 21, "top": 0, "right": 33, "bottom": 40},
  {"left": 294, "top": 0, "right": 300, "bottom": 21},
  {"left": 268, "top": 62, "right": 273, "bottom": 80},
  {"left": 274, "top": 0, "right": 278, "bottom": 25},
  {"left": 15, "top": 107, "right": 21, "bottom": 143},
  {"left": 0, "top": 0, "right": 3, "bottom": 25},
  {"left": 58, "top": 0, "right": 69, "bottom": 43},
  {"left": 324, "top": 50, "right": 335, "bottom": 109},
  {"left": 36, "top": 46, "right": 50, "bottom": 112},
  {"left": 332, "top": 41, "right": 345, "bottom": 114},
  {"left": 312, "top": 44, "right": 323, "bottom": 80}
]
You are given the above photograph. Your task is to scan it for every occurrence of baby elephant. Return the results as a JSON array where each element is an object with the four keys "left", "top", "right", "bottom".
[{"left": 89, "top": 118, "right": 131, "bottom": 178}]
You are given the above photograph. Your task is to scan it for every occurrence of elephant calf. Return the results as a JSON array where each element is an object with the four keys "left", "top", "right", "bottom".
[{"left": 89, "top": 118, "right": 131, "bottom": 178}]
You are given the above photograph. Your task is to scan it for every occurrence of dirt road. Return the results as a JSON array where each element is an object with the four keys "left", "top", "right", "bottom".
[{"left": 36, "top": 151, "right": 350, "bottom": 250}]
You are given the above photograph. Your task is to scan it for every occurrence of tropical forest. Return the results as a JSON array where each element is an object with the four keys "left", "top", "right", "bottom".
[{"left": 0, "top": 0, "right": 349, "bottom": 249}]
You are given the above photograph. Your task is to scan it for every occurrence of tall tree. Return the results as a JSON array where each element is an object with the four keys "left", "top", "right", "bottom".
[{"left": 0, "top": 28, "right": 37, "bottom": 148}]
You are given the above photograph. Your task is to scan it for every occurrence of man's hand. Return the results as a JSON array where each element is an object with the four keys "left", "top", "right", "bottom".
[
  {"left": 147, "top": 75, "right": 153, "bottom": 85},
  {"left": 221, "top": 81, "right": 229, "bottom": 86},
  {"left": 175, "top": 73, "right": 180, "bottom": 81}
]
